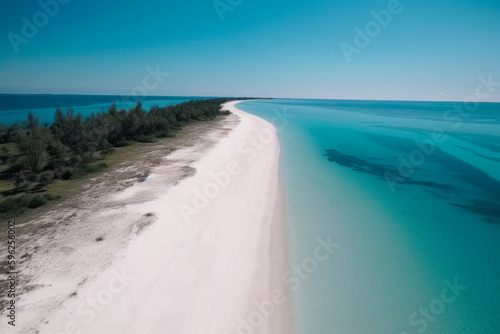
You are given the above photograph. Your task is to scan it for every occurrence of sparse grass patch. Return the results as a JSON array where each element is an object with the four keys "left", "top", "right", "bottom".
[
  {"left": 43, "top": 193, "right": 61, "bottom": 201},
  {"left": 0, "top": 140, "right": 151, "bottom": 222}
]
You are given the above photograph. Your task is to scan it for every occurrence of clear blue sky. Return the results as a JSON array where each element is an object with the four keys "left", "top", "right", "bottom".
[{"left": 1, "top": 0, "right": 499, "bottom": 101}]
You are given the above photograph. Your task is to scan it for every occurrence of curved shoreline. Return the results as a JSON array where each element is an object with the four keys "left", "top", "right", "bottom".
[
  {"left": 20, "top": 101, "right": 290, "bottom": 334},
  {"left": 228, "top": 101, "right": 290, "bottom": 334}
]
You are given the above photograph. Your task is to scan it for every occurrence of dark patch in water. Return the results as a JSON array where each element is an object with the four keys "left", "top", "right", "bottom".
[
  {"left": 456, "top": 146, "right": 500, "bottom": 162},
  {"left": 359, "top": 132, "right": 416, "bottom": 153},
  {"left": 324, "top": 131, "right": 500, "bottom": 223},
  {"left": 405, "top": 180, "right": 456, "bottom": 191},
  {"left": 451, "top": 200, "right": 500, "bottom": 223},
  {"left": 432, "top": 148, "right": 500, "bottom": 198},
  {"left": 453, "top": 134, "right": 500, "bottom": 153},
  {"left": 425, "top": 190, "right": 450, "bottom": 200},
  {"left": 357, "top": 132, "right": 500, "bottom": 196},
  {"left": 323, "top": 149, "right": 398, "bottom": 177},
  {"left": 323, "top": 149, "right": 452, "bottom": 191},
  {"left": 370, "top": 125, "right": 432, "bottom": 136}
]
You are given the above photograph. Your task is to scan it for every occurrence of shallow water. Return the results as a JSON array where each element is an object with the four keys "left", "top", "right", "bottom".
[{"left": 238, "top": 99, "right": 500, "bottom": 334}]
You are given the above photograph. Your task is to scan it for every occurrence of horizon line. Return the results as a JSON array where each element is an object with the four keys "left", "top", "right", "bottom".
[{"left": 1, "top": 93, "right": 500, "bottom": 104}]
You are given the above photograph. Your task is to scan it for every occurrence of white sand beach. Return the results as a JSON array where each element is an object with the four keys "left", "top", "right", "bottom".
[{"left": 5, "top": 101, "right": 289, "bottom": 334}]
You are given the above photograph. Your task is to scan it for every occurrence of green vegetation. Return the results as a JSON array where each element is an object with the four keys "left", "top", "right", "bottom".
[{"left": 0, "top": 98, "right": 234, "bottom": 219}]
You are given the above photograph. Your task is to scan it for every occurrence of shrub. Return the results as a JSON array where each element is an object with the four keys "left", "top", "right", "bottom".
[
  {"left": 0, "top": 146, "right": 10, "bottom": 164},
  {"left": 115, "top": 140, "right": 131, "bottom": 147},
  {"left": 54, "top": 166, "right": 74, "bottom": 180},
  {"left": 39, "top": 170, "right": 55, "bottom": 188},
  {"left": 0, "top": 197, "right": 28, "bottom": 216},
  {"left": 155, "top": 132, "right": 167, "bottom": 138},
  {"left": 27, "top": 195, "right": 47, "bottom": 209},
  {"left": 14, "top": 170, "right": 29, "bottom": 190}
]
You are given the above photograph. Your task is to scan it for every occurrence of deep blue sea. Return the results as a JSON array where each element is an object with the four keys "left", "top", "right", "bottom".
[
  {"left": 238, "top": 99, "right": 500, "bottom": 334},
  {"left": 0, "top": 94, "right": 213, "bottom": 125}
]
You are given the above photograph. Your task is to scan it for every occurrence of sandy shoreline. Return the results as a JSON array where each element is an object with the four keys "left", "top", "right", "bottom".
[{"left": 2, "top": 101, "right": 289, "bottom": 334}]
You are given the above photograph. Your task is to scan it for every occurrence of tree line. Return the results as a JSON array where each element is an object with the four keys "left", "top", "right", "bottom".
[{"left": 0, "top": 98, "right": 233, "bottom": 194}]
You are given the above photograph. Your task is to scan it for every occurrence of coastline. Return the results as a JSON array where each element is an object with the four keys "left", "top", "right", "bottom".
[{"left": 5, "top": 101, "right": 289, "bottom": 334}]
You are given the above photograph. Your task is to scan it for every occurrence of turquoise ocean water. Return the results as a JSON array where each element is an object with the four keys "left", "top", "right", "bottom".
[{"left": 237, "top": 99, "right": 500, "bottom": 334}]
